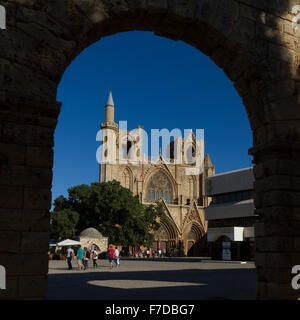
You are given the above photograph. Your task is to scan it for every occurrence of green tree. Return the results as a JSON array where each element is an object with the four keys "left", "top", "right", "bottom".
[
  {"left": 52, "top": 180, "right": 166, "bottom": 247},
  {"left": 143, "top": 202, "right": 165, "bottom": 247},
  {"left": 50, "top": 209, "right": 79, "bottom": 241}
]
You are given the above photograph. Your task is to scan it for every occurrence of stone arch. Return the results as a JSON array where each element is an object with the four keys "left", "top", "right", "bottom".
[
  {"left": 153, "top": 218, "right": 178, "bottom": 253},
  {"left": 182, "top": 221, "right": 206, "bottom": 257},
  {"left": 0, "top": 0, "right": 299, "bottom": 299},
  {"left": 183, "top": 220, "right": 205, "bottom": 239},
  {"left": 119, "top": 132, "right": 136, "bottom": 161},
  {"left": 120, "top": 166, "right": 133, "bottom": 191}
]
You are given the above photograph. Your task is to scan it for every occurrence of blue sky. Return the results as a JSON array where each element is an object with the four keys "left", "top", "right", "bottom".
[{"left": 53, "top": 31, "right": 253, "bottom": 205}]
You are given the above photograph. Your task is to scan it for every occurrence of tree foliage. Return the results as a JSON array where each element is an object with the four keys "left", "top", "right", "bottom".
[
  {"left": 51, "top": 180, "right": 166, "bottom": 246},
  {"left": 50, "top": 208, "right": 79, "bottom": 241}
]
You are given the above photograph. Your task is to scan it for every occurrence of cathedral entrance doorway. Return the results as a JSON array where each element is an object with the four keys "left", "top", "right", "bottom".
[
  {"left": 159, "top": 241, "right": 167, "bottom": 252},
  {"left": 183, "top": 222, "right": 206, "bottom": 257},
  {"left": 187, "top": 241, "right": 195, "bottom": 257},
  {"left": 154, "top": 220, "right": 177, "bottom": 256}
]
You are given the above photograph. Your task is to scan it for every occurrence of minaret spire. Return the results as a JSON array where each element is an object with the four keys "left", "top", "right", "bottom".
[
  {"left": 105, "top": 89, "right": 115, "bottom": 123},
  {"left": 106, "top": 89, "right": 114, "bottom": 107}
]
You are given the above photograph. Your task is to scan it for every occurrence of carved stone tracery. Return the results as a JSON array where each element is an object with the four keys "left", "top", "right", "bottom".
[{"left": 146, "top": 171, "right": 173, "bottom": 204}]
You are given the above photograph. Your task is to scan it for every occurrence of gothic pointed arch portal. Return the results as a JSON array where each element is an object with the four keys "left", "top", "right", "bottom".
[
  {"left": 152, "top": 219, "right": 178, "bottom": 254},
  {"left": 0, "top": 0, "right": 299, "bottom": 300},
  {"left": 184, "top": 222, "right": 206, "bottom": 257}
]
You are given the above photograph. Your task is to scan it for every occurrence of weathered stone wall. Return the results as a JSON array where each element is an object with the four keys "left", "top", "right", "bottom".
[
  {"left": 79, "top": 237, "right": 108, "bottom": 253},
  {"left": 0, "top": 0, "right": 299, "bottom": 299}
]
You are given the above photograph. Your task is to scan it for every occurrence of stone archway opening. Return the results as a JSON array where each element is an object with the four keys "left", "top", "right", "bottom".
[
  {"left": 183, "top": 222, "right": 206, "bottom": 257},
  {"left": 1, "top": 1, "right": 299, "bottom": 300},
  {"left": 153, "top": 219, "right": 178, "bottom": 255}
]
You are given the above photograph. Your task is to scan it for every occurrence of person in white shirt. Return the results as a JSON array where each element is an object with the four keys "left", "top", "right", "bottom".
[
  {"left": 114, "top": 248, "right": 120, "bottom": 267},
  {"left": 66, "top": 246, "right": 74, "bottom": 270},
  {"left": 163, "top": 248, "right": 166, "bottom": 257},
  {"left": 92, "top": 249, "right": 99, "bottom": 268}
]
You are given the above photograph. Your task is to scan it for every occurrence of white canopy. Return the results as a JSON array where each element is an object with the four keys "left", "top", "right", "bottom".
[{"left": 56, "top": 239, "right": 81, "bottom": 246}]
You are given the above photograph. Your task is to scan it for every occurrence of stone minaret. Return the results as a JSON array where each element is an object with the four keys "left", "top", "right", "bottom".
[
  {"left": 105, "top": 89, "right": 115, "bottom": 124},
  {"left": 100, "top": 90, "right": 118, "bottom": 182}
]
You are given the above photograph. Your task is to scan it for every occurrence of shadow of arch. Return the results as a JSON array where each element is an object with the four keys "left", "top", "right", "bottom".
[{"left": 47, "top": 262, "right": 256, "bottom": 300}]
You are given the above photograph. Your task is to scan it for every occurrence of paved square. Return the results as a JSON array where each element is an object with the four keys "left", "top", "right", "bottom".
[{"left": 47, "top": 258, "right": 256, "bottom": 300}]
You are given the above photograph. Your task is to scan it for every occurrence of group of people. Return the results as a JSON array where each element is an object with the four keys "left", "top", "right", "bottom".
[
  {"left": 65, "top": 244, "right": 178, "bottom": 270},
  {"left": 66, "top": 245, "right": 121, "bottom": 270},
  {"left": 108, "top": 245, "right": 120, "bottom": 269},
  {"left": 66, "top": 245, "right": 99, "bottom": 271},
  {"left": 134, "top": 248, "right": 175, "bottom": 258}
]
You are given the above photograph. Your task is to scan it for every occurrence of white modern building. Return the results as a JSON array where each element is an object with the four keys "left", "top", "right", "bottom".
[{"left": 205, "top": 167, "right": 258, "bottom": 260}]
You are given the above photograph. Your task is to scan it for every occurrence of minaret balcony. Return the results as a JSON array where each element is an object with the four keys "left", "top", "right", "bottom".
[{"left": 101, "top": 121, "right": 118, "bottom": 130}]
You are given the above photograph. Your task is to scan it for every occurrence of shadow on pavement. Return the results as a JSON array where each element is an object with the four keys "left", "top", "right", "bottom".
[{"left": 47, "top": 266, "right": 256, "bottom": 300}]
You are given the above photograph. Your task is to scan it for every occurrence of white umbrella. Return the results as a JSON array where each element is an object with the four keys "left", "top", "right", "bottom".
[{"left": 56, "top": 239, "right": 81, "bottom": 246}]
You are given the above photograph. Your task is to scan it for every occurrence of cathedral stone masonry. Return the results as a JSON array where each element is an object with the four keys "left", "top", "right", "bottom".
[
  {"left": 99, "top": 90, "right": 214, "bottom": 257},
  {"left": 0, "top": 0, "right": 299, "bottom": 299}
]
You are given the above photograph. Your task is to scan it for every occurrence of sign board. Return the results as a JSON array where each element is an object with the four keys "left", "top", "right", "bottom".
[{"left": 222, "top": 242, "right": 231, "bottom": 261}]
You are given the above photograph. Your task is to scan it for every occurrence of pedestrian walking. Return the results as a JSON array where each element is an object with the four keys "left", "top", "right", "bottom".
[
  {"left": 92, "top": 248, "right": 99, "bottom": 268},
  {"left": 83, "top": 247, "right": 90, "bottom": 270},
  {"left": 114, "top": 248, "right": 120, "bottom": 267},
  {"left": 66, "top": 246, "right": 74, "bottom": 270},
  {"left": 170, "top": 248, "right": 174, "bottom": 257},
  {"left": 109, "top": 245, "right": 115, "bottom": 269},
  {"left": 76, "top": 245, "right": 84, "bottom": 270}
]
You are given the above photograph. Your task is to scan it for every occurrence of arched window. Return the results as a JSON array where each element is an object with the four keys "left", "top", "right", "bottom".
[
  {"left": 122, "top": 168, "right": 131, "bottom": 189},
  {"left": 121, "top": 138, "right": 133, "bottom": 160},
  {"left": 185, "top": 144, "right": 196, "bottom": 165},
  {"left": 146, "top": 171, "right": 173, "bottom": 204}
]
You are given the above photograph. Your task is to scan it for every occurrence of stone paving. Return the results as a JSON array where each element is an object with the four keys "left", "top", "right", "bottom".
[{"left": 47, "top": 259, "right": 256, "bottom": 300}]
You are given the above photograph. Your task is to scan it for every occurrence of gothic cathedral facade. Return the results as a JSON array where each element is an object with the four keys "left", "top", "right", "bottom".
[{"left": 99, "top": 91, "right": 215, "bottom": 256}]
